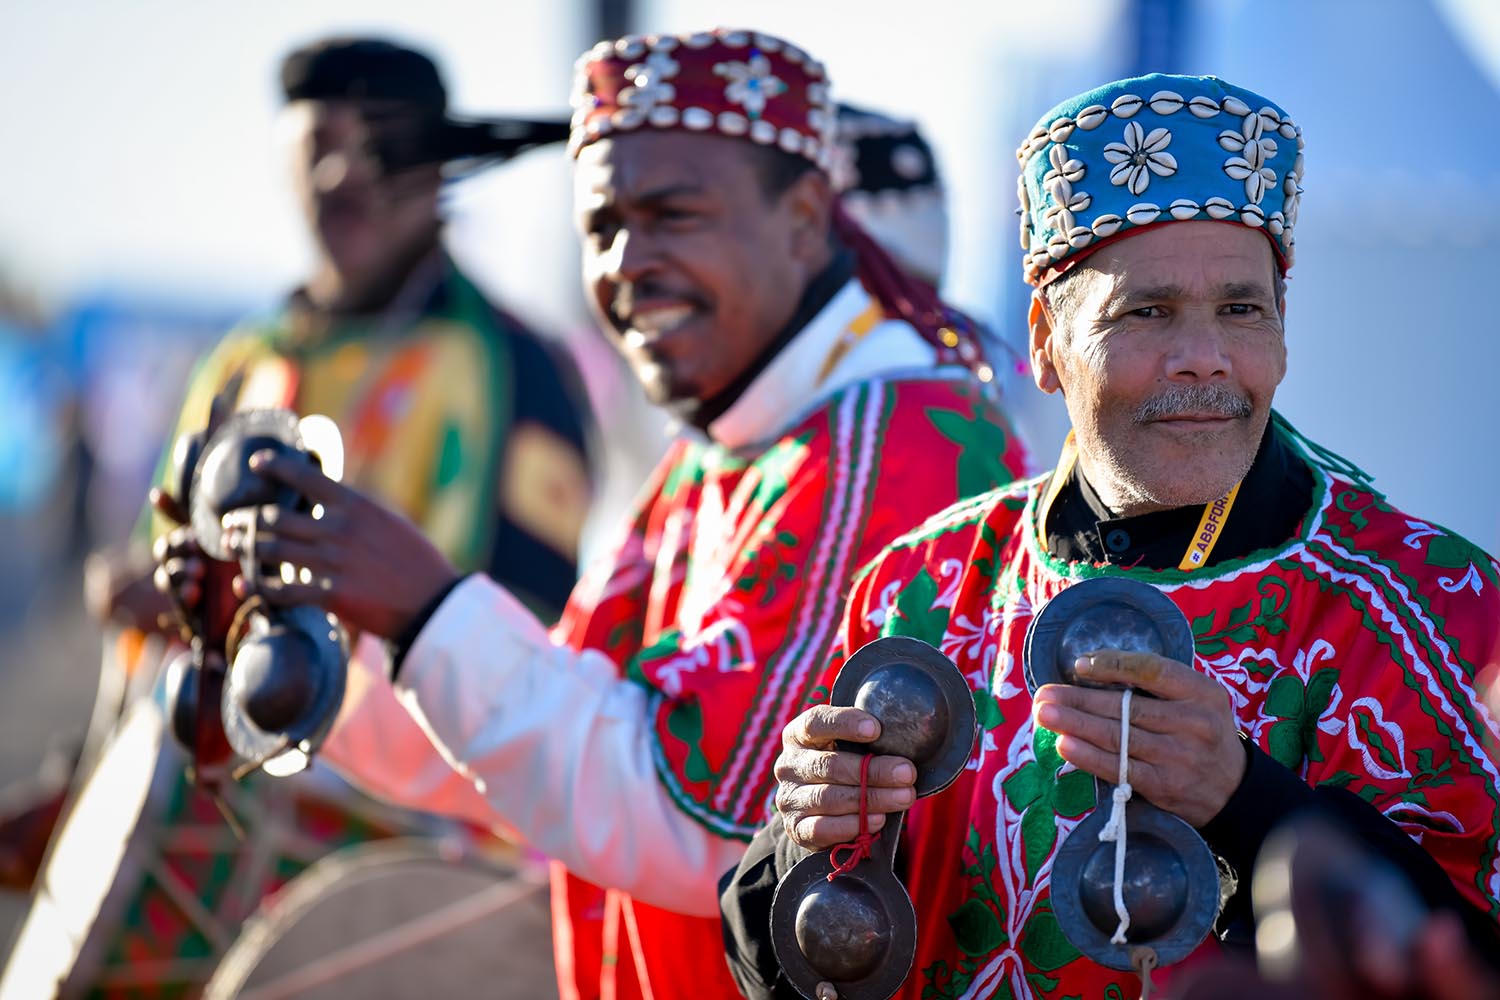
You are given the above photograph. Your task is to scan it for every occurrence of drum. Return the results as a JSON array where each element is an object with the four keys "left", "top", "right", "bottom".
[
  {"left": 204, "top": 840, "right": 555, "bottom": 999},
  {"left": 0, "top": 698, "right": 436, "bottom": 999}
]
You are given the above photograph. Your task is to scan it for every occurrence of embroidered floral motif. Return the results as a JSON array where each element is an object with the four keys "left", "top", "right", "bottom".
[
  {"left": 1042, "top": 175, "right": 1092, "bottom": 237},
  {"left": 713, "top": 51, "right": 787, "bottom": 119},
  {"left": 1014, "top": 79, "right": 1306, "bottom": 284},
  {"left": 1283, "top": 171, "right": 1303, "bottom": 228},
  {"left": 1037, "top": 145, "right": 1091, "bottom": 235},
  {"left": 1042, "top": 143, "right": 1086, "bottom": 185},
  {"left": 619, "top": 50, "right": 680, "bottom": 111},
  {"left": 1103, "top": 121, "right": 1177, "bottom": 196},
  {"left": 1219, "top": 112, "right": 1279, "bottom": 204}
]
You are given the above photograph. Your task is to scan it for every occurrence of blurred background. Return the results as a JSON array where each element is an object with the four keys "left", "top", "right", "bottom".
[{"left": 1, "top": 0, "right": 1497, "bottom": 955}]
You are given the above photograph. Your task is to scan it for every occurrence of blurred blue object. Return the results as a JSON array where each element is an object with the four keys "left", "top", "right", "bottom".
[
  {"left": 0, "top": 322, "right": 66, "bottom": 513},
  {"left": 53, "top": 294, "right": 238, "bottom": 544}
]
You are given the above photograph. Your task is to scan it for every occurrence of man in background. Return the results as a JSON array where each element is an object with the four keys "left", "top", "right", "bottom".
[{"left": 1, "top": 36, "right": 591, "bottom": 998}]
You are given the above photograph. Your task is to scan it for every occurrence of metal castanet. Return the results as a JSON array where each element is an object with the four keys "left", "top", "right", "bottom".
[
  {"left": 191, "top": 410, "right": 314, "bottom": 562},
  {"left": 175, "top": 409, "right": 349, "bottom": 777},
  {"left": 1024, "top": 577, "right": 1221, "bottom": 972},
  {"left": 160, "top": 426, "right": 241, "bottom": 775},
  {"left": 221, "top": 600, "right": 347, "bottom": 774},
  {"left": 771, "top": 636, "right": 977, "bottom": 1000}
]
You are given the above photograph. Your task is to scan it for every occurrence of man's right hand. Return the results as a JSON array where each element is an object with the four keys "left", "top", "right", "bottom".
[
  {"left": 773, "top": 705, "right": 918, "bottom": 850},
  {"left": 224, "top": 450, "right": 462, "bottom": 641}
]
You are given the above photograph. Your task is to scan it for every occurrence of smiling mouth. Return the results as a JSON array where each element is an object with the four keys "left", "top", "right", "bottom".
[{"left": 618, "top": 302, "right": 703, "bottom": 348}]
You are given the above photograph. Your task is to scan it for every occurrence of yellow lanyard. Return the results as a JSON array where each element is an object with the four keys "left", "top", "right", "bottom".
[
  {"left": 815, "top": 300, "right": 886, "bottom": 386},
  {"left": 1176, "top": 480, "right": 1241, "bottom": 571},
  {"left": 1038, "top": 432, "right": 1241, "bottom": 572}
]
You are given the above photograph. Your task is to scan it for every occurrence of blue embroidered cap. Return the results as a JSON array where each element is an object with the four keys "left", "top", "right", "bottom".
[{"left": 1017, "top": 74, "right": 1304, "bottom": 286}]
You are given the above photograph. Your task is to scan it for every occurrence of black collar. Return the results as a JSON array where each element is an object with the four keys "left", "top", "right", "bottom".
[
  {"left": 1045, "top": 423, "right": 1313, "bottom": 570},
  {"left": 677, "top": 247, "right": 857, "bottom": 432}
]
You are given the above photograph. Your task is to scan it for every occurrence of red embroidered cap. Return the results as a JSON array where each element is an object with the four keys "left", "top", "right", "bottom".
[
  {"left": 568, "top": 29, "right": 837, "bottom": 168},
  {"left": 568, "top": 28, "right": 1002, "bottom": 384}
]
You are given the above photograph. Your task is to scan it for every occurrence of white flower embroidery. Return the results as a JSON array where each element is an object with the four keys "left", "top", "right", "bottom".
[
  {"left": 1042, "top": 143, "right": 1085, "bottom": 185},
  {"left": 1219, "top": 113, "right": 1279, "bottom": 204},
  {"left": 1439, "top": 564, "right": 1484, "bottom": 596},
  {"left": 1040, "top": 145, "right": 1090, "bottom": 232},
  {"left": 1402, "top": 520, "right": 1442, "bottom": 550},
  {"left": 619, "top": 51, "right": 679, "bottom": 110},
  {"left": 1103, "top": 121, "right": 1177, "bottom": 196},
  {"left": 1282, "top": 173, "right": 1303, "bottom": 229},
  {"left": 713, "top": 54, "right": 787, "bottom": 119},
  {"left": 1042, "top": 174, "right": 1092, "bottom": 235}
]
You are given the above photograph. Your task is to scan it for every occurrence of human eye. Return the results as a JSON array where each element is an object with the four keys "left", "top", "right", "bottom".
[
  {"left": 655, "top": 202, "right": 703, "bottom": 228},
  {"left": 1220, "top": 303, "right": 1260, "bottom": 317},
  {"left": 1125, "top": 304, "right": 1165, "bottom": 319},
  {"left": 582, "top": 212, "right": 618, "bottom": 247}
]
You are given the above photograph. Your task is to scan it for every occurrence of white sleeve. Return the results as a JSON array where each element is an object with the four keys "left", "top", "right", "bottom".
[
  {"left": 318, "top": 633, "right": 509, "bottom": 833},
  {"left": 334, "top": 574, "right": 749, "bottom": 918}
]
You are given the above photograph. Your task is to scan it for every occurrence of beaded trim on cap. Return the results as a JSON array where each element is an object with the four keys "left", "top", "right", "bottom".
[
  {"left": 569, "top": 29, "right": 837, "bottom": 170},
  {"left": 1016, "top": 74, "right": 1305, "bottom": 286}
]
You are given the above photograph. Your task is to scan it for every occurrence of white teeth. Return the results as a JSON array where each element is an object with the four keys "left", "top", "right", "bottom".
[{"left": 629, "top": 304, "right": 694, "bottom": 334}]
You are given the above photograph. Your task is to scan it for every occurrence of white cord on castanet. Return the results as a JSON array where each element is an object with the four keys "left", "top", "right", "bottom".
[{"left": 1097, "top": 687, "right": 1134, "bottom": 945}]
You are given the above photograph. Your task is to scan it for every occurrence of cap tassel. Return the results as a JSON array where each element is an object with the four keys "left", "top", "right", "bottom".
[{"left": 833, "top": 201, "right": 1013, "bottom": 383}]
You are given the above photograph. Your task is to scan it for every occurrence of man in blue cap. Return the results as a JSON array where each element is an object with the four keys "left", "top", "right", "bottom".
[{"left": 728, "top": 74, "right": 1500, "bottom": 999}]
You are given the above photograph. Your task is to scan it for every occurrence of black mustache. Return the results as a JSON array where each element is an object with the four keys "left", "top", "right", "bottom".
[
  {"left": 611, "top": 283, "right": 709, "bottom": 321},
  {"left": 1134, "top": 384, "right": 1252, "bottom": 423}
]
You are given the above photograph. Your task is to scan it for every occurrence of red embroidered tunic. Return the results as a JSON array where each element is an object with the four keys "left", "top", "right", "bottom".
[
  {"left": 827, "top": 428, "right": 1500, "bottom": 999},
  {"left": 552, "top": 373, "right": 1027, "bottom": 999}
]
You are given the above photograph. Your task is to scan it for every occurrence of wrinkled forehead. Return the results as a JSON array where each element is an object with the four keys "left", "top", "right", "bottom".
[{"left": 1065, "top": 221, "right": 1282, "bottom": 303}]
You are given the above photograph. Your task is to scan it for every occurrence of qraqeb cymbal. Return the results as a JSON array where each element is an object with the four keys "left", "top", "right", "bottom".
[
  {"left": 1024, "top": 576, "right": 1218, "bottom": 971},
  {"left": 771, "top": 636, "right": 977, "bottom": 1000}
]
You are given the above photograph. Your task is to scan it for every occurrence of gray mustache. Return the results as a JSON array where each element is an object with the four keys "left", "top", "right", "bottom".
[{"left": 1134, "top": 384, "right": 1252, "bottom": 423}]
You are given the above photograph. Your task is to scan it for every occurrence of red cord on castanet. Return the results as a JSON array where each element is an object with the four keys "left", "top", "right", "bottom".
[{"left": 826, "top": 754, "right": 875, "bottom": 880}]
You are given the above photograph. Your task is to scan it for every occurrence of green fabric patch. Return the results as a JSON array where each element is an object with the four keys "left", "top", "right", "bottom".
[{"left": 435, "top": 421, "right": 464, "bottom": 489}]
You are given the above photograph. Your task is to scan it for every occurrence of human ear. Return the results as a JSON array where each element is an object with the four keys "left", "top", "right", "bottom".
[
  {"left": 783, "top": 169, "right": 836, "bottom": 268},
  {"left": 1029, "top": 293, "right": 1062, "bottom": 394}
]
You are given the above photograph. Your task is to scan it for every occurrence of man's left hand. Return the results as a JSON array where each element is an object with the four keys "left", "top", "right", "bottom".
[
  {"left": 1032, "top": 649, "right": 1246, "bottom": 828},
  {"left": 224, "top": 450, "right": 462, "bottom": 640}
]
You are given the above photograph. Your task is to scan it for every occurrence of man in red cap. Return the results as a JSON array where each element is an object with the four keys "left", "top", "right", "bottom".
[{"left": 220, "top": 27, "right": 1028, "bottom": 1000}]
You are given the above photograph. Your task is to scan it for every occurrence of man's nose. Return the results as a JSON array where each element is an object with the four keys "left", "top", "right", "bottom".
[
  {"left": 310, "top": 148, "right": 376, "bottom": 194},
  {"left": 600, "top": 227, "right": 660, "bottom": 284},
  {"left": 1164, "top": 319, "right": 1231, "bottom": 381}
]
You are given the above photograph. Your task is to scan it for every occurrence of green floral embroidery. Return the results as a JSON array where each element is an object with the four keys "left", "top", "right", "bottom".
[
  {"left": 1262, "top": 668, "right": 1340, "bottom": 769},
  {"left": 1192, "top": 577, "right": 1291, "bottom": 656},
  {"left": 1002, "top": 728, "right": 1096, "bottom": 883},
  {"left": 1334, "top": 488, "right": 1392, "bottom": 533},
  {"left": 1322, "top": 749, "right": 1454, "bottom": 811},
  {"left": 1020, "top": 906, "right": 1078, "bottom": 990},
  {"left": 744, "top": 433, "right": 811, "bottom": 514},
  {"left": 735, "top": 528, "right": 800, "bottom": 607},
  {"left": 926, "top": 393, "right": 1013, "bottom": 500},
  {"left": 922, "top": 827, "right": 1009, "bottom": 999},
  {"left": 664, "top": 698, "right": 711, "bottom": 782},
  {"left": 1424, "top": 532, "right": 1500, "bottom": 592},
  {"left": 974, "top": 689, "right": 1005, "bottom": 731},
  {"left": 883, "top": 567, "right": 951, "bottom": 642}
]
